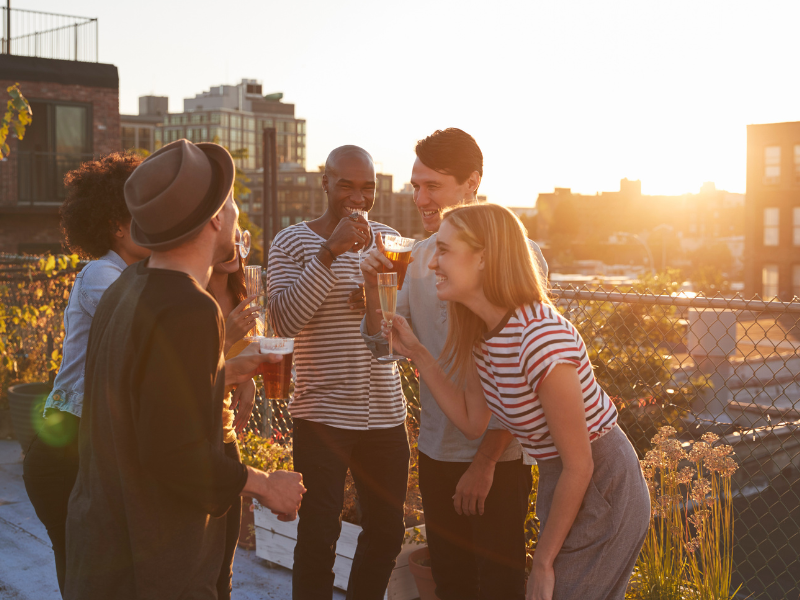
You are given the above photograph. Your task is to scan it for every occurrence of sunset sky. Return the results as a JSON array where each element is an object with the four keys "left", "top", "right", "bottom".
[{"left": 17, "top": 0, "right": 800, "bottom": 206}]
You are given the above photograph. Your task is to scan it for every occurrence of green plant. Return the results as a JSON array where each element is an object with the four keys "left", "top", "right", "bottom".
[
  {"left": 628, "top": 426, "right": 740, "bottom": 600},
  {"left": 565, "top": 272, "right": 708, "bottom": 457},
  {"left": 1, "top": 83, "right": 32, "bottom": 158},
  {"left": 1, "top": 255, "right": 80, "bottom": 409},
  {"left": 238, "top": 430, "right": 293, "bottom": 472}
]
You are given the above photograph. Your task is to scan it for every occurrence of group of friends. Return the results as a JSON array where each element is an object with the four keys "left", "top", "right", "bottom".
[{"left": 22, "top": 128, "right": 651, "bottom": 600}]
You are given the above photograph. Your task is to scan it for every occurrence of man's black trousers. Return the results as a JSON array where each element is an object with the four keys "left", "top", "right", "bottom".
[
  {"left": 292, "top": 419, "right": 410, "bottom": 600},
  {"left": 418, "top": 452, "right": 533, "bottom": 600}
]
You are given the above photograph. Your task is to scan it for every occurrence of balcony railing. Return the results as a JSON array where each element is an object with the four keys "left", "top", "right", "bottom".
[
  {"left": 1, "top": 7, "right": 98, "bottom": 62},
  {"left": 1, "top": 151, "right": 95, "bottom": 206}
]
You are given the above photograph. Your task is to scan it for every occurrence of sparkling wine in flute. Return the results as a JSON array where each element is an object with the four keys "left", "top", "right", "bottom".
[
  {"left": 258, "top": 337, "right": 294, "bottom": 399},
  {"left": 376, "top": 273, "right": 405, "bottom": 364},
  {"left": 381, "top": 235, "right": 415, "bottom": 290}
]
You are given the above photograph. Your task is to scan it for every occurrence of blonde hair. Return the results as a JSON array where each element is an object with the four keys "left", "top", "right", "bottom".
[{"left": 440, "top": 203, "right": 550, "bottom": 384}]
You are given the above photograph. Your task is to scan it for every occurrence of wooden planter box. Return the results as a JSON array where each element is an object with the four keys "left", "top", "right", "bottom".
[{"left": 254, "top": 501, "right": 425, "bottom": 600}]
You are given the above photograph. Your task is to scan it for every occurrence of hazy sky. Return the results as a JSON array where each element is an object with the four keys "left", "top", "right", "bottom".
[{"left": 16, "top": 0, "right": 800, "bottom": 205}]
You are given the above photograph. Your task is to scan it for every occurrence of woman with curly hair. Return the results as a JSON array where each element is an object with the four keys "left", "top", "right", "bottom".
[
  {"left": 23, "top": 151, "right": 150, "bottom": 596},
  {"left": 206, "top": 228, "right": 260, "bottom": 600}
]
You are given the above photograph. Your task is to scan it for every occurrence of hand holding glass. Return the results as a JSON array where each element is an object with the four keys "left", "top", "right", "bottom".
[
  {"left": 350, "top": 210, "right": 370, "bottom": 285},
  {"left": 376, "top": 272, "right": 405, "bottom": 364}
]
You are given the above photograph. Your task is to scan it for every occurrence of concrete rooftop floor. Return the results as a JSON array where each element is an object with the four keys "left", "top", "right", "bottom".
[{"left": 0, "top": 439, "right": 344, "bottom": 600}]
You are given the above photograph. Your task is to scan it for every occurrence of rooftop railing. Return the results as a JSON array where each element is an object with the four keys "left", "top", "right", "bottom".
[{"left": 1, "top": 7, "right": 98, "bottom": 62}]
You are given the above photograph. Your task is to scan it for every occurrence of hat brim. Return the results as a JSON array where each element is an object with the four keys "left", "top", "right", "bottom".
[{"left": 130, "top": 143, "right": 236, "bottom": 251}]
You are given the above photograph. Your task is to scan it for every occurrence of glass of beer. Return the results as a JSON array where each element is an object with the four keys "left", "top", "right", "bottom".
[
  {"left": 258, "top": 337, "right": 294, "bottom": 399},
  {"left": 381, "top": 235, "right": 415, "bottom": 290},
  {"left": 376, "top": 272, "right": 405, "bottom": 364},
  {"left": 244, "top": 265, "right": 265, "bottom": 338}
]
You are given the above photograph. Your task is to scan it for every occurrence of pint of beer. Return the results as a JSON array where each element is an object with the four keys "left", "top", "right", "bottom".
[
  {"left": 258, "top": 337, "right": 294, "bottom": 399},
  {"left": 381, "top": 235, "right": 415, "bottom": 290}
]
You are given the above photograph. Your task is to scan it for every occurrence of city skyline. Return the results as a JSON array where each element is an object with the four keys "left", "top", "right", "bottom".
[{"left": 13, "top": 0, "right": 800, "bottom": 205}]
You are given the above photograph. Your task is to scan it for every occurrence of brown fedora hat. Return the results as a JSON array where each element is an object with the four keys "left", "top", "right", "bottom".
[{"left": 124, "top": 139, "right": 235, "bottom": 251}]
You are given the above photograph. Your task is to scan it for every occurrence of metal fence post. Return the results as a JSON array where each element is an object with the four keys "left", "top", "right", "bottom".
[{"left": 688, "top": 308, "right": 737, "bottom": 421}]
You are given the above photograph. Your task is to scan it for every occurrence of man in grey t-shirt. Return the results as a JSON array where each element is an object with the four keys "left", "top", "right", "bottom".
[{"left": 361, "top": 129, "right": 547, "bottom": 600}]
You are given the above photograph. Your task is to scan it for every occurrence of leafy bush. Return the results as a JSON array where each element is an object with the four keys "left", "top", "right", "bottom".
[{"left": 1, "top": 255, "right": 80, "bottom": 410}]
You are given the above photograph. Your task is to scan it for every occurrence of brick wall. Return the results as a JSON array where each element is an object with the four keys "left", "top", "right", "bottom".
[{"left": 0, "top": 77, "right": 120, "bottom": 253}]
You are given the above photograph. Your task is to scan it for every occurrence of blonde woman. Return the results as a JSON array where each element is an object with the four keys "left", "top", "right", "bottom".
[{"left": 381, "top": 204, "right": 650, "bottom": 600}]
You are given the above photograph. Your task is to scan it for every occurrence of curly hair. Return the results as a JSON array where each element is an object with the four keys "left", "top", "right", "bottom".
[{"left": 59, "top": 151, "right": 143, "bottom": 259}]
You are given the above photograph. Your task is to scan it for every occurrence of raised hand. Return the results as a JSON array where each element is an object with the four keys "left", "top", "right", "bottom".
[
  {"left": 225, "top": 342, "right": 281, "bottom": 386},
  {"left": 360, "top": 232, "right": 393, "bottom": 289},
  {"left": 225, "top": 295, "right": 260, "bottom": 348},
  {"left": 378, "top": 311, "right": 421, "bottom": 359},
  {"left": 326, "top": 213, "right": 370, "bottom": 257}
]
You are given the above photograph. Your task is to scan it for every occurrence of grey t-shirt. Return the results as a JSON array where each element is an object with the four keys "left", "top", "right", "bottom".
[{"left": 361, "top": 233, "right": 548, "bottom": 463}]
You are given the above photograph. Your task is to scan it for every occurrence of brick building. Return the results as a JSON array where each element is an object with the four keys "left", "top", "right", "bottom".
[
  {"left": 744, "top": 121, "right": 800, "bottom": 300},
  {"left": 0, "top": 54, "right": 120, "bottom": 254}
]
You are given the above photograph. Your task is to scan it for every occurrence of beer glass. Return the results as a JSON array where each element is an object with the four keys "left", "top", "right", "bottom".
[
  {"left": 235, "top": 229, "right": 251, "bottom": 259},
  {"left": 244, "top": 265, "right": 265, "bottom": 338},
  {"left": 350, "top": 209, "right": 370, "bottom": 285},
  {"left": 258, "top": 337, "right": 294, "bottom": 399},
  {"left": 381, "top": 235, "right": 415, "bottom": 290},
  {"left": 376, "top": 272, "right": 405, "bottom": 364}
]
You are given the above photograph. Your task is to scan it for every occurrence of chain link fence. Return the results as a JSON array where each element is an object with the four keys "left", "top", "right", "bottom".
[{"left": 4, "top": 255, "right": 798, "bottom": 598}]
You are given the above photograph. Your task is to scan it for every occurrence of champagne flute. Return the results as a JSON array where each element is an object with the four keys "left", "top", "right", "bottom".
[
  {"left": 244, "top": 265, "right": 265, "bottom": 339},
  {"left": 236, "top": 230, "right": 252, "bottom": 259},
  {"left": 376, "top": 272, "right": 405, "bottom": 364},
  {"left": 350, "top": 209, "right": 370, "bottom": 285}
]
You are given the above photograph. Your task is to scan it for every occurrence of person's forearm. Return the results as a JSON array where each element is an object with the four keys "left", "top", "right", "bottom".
[
  {"left": 532, "top": 464, "right": 593, "bottom": 567},
  {"left": 475, "top": 428, "right": 514, "bottom": 463},
  {"left": 267, "top": 256, "right": 336, "bottom": 338},
  {"left": 412, "top": 347, "right": 490, "bottom": 439}
]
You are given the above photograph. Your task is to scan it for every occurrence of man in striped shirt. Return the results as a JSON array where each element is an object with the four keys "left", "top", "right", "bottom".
[
  {"left": 267, "top": 145, "right": 409, "bottom": 599},
  {"left": 361, "top": 129, "right": 547, "bottom": 600}
]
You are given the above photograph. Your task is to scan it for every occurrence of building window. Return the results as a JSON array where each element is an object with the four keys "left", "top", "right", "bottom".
[
  {"left": 795, "top": 207, "right": 800, "bottom": 246},
  {"left": 259, "top": 118, "right": 273, "bottom": 130},
  {"left": 794, "top": 265, "right": 800, "bottom": 299},
  {"left": 210, "top": 113, "right": 221, "bottom": 124},
  {"left": 762, "top": 264, "right": 779, "bottom": 299},
  {"left": 190, "top": 113, "right": 203, "bottom": 124},
  {"left": 220, "top": 113, "right": 229, "bottom": 127},
  {"left": 138, "top": 128, "right": 152, "bottom": 151},
  {"left": 297, "top": 176, "right": 306, "bottom": 186},
  {"left": 18, "top": 100, "right": 91, "bottom": 204},
  {"left": 122, "top": 126, "right": 136, "bottom": 150},
  {"left": 763, "top": 207, "right": 779, "bottom": 246},
  {"left": 764, "top": 146, "right": 781, "bottom": 185},
  {"left": 794, "top": 145, "right": 800, "bottom": 183},
  {"left": 245, "top": 117, "right": 255, "bottom": 131},
  {"left": 230, "top": 115, "right": 242, "bottom": 129}
]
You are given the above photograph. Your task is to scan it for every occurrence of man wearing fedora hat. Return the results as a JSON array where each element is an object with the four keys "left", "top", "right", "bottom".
[{"left": 64, "top": 139, "right": 305, "bottom": 600}]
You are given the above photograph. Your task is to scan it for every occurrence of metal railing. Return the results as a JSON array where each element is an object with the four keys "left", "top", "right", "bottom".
[
  {"left": 1, "top": 151, "right": 96, "bottom": 206},
  {"left": 1, "top": 7, "right": 98, "bottom": 62}
]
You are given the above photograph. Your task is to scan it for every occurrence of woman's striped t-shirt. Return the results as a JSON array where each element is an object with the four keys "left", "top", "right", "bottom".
[
  {"left": 473, "top": 303, "right": 617, "bottom": 460},
  {"left": 267, "top": 222, "right": 406, "bottom": 430}
]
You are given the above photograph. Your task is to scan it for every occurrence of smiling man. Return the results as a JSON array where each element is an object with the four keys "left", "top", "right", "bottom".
[
  {"left": 361, "top": 129, "right": 548, "bottom": 600},
  {"left": 267, "top": 145, "right": 409, "bottom": 599}
]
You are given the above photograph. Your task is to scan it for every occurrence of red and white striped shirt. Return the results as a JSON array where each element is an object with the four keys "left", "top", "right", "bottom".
[{"left": 474, "top": 303, "right": 617, "bottom": 460}]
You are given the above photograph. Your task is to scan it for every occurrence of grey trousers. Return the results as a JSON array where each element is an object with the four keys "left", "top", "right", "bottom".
[{"left": 535, "top": 426, "right": 650, "bottom": 600}]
